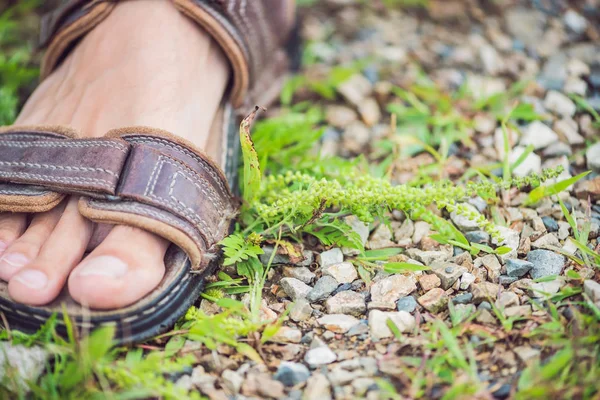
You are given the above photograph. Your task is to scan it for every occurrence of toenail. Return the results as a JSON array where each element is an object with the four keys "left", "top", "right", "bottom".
[
  {"left": 0, "top": 253, "right": 30, "bottom": 275},
  {"left": 77, "top": 256, "right": 128, "bottom": 278},
  {"left": 13, "top": 269, "right": 48, "bottom": 289}
]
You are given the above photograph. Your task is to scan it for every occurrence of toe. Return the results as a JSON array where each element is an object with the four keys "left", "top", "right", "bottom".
[
  {"left": 0, "top": 206, "right": 63, "bottom": 282},
  {"left": 68, "top": 225, "right": 168, "bottom": 310},
  {"left": 8, "top": 199, "right": 91, "bottom": 305}
]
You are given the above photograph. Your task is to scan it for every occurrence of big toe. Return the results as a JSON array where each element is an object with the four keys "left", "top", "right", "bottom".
[{"left": 68, "top": 225, "right": 168, "bottom": 309}]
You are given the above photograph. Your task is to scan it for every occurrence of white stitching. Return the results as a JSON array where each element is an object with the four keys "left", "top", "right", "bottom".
[
  {"left": 126, "top": 137, "right": 230, "bottom": 195},
  {"left": 0, "top": 171, "right": 113, "bottom": 189},
  {"left": 0, "top": 160, "right": 119, "bottom": 178},
  {"left": 0, "top": 140, "right": 128, "bottom": 152},
  {"left": 87, "top": 199, "right": 207, "bottom": 246},
  {"left": 0, "top": 189, "right": 51, "bottom": 195}
]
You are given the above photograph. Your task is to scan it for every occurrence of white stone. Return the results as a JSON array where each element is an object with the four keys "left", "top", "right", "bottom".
[
  {"left": 554, "top": 118, "right": 584, "bottom": 145},
  {"left": 370, "top": 275, "right": 417, "bottom": 307},
  {"left": 325, "top": 291, "right": 366, "bottom": 316},
  {"left": 450, "top": 203, "right": 481, "bottom": 232},
  {"left": 280, "top": 278, "right": 312, "bottom": 300},
  {"left": 317, "top": 314, "right": 361, "bottom": 333},
  {"left": 460, "top": 272, "right": 476, "bottom": 290},
  {"left": 305, "top": 346, "right": 337, "bottom": 368},
  {"left": 0, "top": 344, "right": 48, "bottom": 392},
  {"left": 317, "top": 248, "right": 344, "bottom": 267},
  {"left": 494, "top": 126, "right": 518, "bottom": 159},
  {"left": 509, "top": 147, "right": 541, "bottom": 177},
  {"left": 368, "top": 310, "right": 416, "bottom": 340},
  {"left": 520, "top": 121, "right": 559, "bottom": 149},
  {"left": 564, "top": 9, "right": 588, "bottom": 34},
  {"left": 492, "top": 226, "right": 520, "bottom": 261},
  {"left": 544, "top": 90, "right": 577, "bottom": 117},
  {"left": 586, "top": 142, "right": 600, "bottom": 172},
  {"left": 322, "top": 262, "right": 358, "bottom": 284},
  {"left": 584, "top": 280, "right": 600, "bottom": 303},
  {"left": 566, "top": 59, "right": 590, "bottom": 77}
]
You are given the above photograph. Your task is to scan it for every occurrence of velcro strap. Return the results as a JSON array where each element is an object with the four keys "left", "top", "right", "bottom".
[{"left": 0, "top": 126, "right": 237, "bottom": 270}]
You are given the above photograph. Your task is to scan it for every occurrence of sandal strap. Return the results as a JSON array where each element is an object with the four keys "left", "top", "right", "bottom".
[
  {"left": 0, "top": 126, "right": 237, "bottom": 270},
  {"left": 40, "top": 0, "right": 296, "bottom": 110}
]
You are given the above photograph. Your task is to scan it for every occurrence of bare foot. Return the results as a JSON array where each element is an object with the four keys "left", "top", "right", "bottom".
[{"left": 0, "top": 0, "right": 230, "bottom": 309}]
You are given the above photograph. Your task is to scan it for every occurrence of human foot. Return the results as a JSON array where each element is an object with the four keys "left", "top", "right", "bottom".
[{"left": 0, "top": 0, "right": 230, "bottom": 309}]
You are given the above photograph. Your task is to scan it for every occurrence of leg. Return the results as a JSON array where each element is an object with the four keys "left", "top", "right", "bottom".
[{"left": 0, "top": 0, "right": 230, "bottom": 309}]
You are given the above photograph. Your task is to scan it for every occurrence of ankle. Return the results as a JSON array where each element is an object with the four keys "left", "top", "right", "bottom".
[{"left": 18, "top": 0, "right": 230, "bottom": 149}]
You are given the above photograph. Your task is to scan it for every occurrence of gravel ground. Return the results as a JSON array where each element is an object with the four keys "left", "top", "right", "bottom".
[{"left": 3, "top": 0, "right": 600, "bottom": 399}]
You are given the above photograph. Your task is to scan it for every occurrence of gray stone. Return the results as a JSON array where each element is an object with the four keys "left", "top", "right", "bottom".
[
  {"left": 370, "top": 274, "right": 417, "bottom": 307},
  {"left": 465, "top": 231, "right": 490, "bottom": 244},
  {"left": 322, "top": 262, "right": 358, "bottom": 284},
  {"left": 527, "top": 250, "right": 566, "bottom": 278},
  {"left": 542, "top": 216, "right": 559, "bottom": 232},
  {"left": 396, "top": 296, "right": 418, "bottom": 313},
  {"left": 0, "top": 344, "right": 48, "bottom": 392},
  {"left": 520, "top": 121, "right": 559, "bottom": 150},
  {"left": 586, "top": 142, "right": 600, "bottom": 172},
  {"left": 304, "top": 346, "right": 337, "bottom": 368},
  {"left": 307, "top": 276, "right": 339, "bottom": 303},
  {"left": 450, "top": 203, "right": 481, "bottom": 232},
  {"left": 506, "top": 259, "right": 534, "bottom": 277},
  {"left": 431, "top": 262, "right": 467, "bottom": 289},
  {"left": 317, "top": 248, "right": 344, "bottom": 267},
  {"left": 539, "top": 52, "right": 568, "bottom": 90},
  {"left": 289, "top": 298, "right": 313, "bottom": 322},
  {"left": 346, "top": 322, "right": 369, "bottom": 337},
  {"left": 280, "top": 278, "right": 312, "bottom": 300},
  {"left": 325, "top": 291, "right": 366, "bottom": 316},
  {"left": 284, "top": 266, "right": 316, "bottom": 284},
  {"left": 452, "top": 292, "right": 473, "bottom": 304},
  {"left": 318, "top": 314, "right": 360, "bottom": 333},
  {"left": 274, "top": 362, "right": 311, "bottom": 387},
  {"left": 368, "top": 310, "right": 416, "bottom": 339},
  {"left": 261, "top": 246, "right": 313, "bottom": 266}
]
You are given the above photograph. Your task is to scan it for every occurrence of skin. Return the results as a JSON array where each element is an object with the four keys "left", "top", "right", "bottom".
[{"left": 0, "top": 1, "right": 230, "bottom": 309}]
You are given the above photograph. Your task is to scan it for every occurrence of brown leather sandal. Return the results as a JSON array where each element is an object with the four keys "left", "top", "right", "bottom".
[{"left": 0, "top": 0, "right": 297, "bottom": 343}]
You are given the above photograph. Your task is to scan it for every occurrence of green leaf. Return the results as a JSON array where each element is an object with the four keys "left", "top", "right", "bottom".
[
  {"left": 361, "top": 248, "right": 403, "bottom": 260},
  {"left": 525, "top": 171, "right": 591, "bottom": 205},
  {"left": 495, "top": 246, "right": 512, "bottom": 255},
  {"left": 383, "top": 262, "right": 430, "bottom": 273},
  {"left": 83, "top": 325, "right": 115, "bottom": 362},
  {"left": 236, "top": 343, "right": 263, "bottom": 364},
  {"left": 565, "top": 270, "right": 581, "bottom": 280},
  {"left": 164, "top": 335, "right": 186, "bottom": 357},
  {"left": 240, "top": 107, "right": 263, "bottom": 203}
]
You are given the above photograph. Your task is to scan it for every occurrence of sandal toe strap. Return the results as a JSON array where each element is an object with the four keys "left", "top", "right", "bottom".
[{"left": 0, "top": 126, "right": 237, "bottom": 270}]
